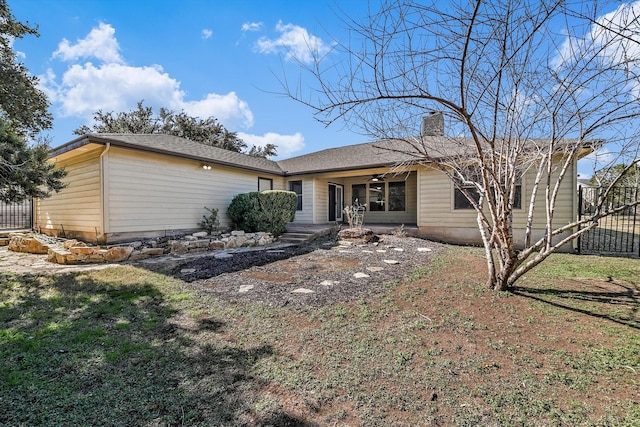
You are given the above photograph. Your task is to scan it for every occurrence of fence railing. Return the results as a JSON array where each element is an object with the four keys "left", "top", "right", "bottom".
[
  {"left": 578, "top": 186, "right": 639, "bottom": 257},
  {"left": 0, "top": 199, "right": 32, "bottom": 230}
]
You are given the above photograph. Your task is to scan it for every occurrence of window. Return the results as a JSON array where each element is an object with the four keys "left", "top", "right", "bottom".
[
  {"left": 510, "top": 185, "right": 522, "bottom": 209},
  {"left": 258, "top": 177, "right": 273, "bottom": 192},
  {"left": 454, "top": 185, "right": 522, "bottom": 209},
  {"left": 454, "top": 186, "right": 481, "bottom": 209},
  {"left": 369, "top": 183, "right": 386, "bottom": 211},
  {"left": 352, "top": 184, "right": 366, "bottom": 207},
  {"left": 289, "top": 180, "right": 303, "bottom": 211},
  {"left": 388, "top": 182, "right": 406, "bottom": 211}
]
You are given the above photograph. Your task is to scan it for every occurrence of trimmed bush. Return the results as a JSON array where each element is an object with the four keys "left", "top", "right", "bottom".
[{"left": 227, "top": 190, "right": 297, "bottom": 236}]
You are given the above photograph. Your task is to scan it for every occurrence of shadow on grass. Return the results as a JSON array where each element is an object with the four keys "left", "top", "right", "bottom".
[
  {"left": 512, "top": 280, "right": 639, "bottom": 330},
  {"left": 0, "top": 269, "right": 306, "bottom": 425}
]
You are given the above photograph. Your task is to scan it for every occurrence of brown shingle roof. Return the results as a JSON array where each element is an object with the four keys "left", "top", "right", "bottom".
[
  {"left": 51, "top": 133, "right": 594, "bottom": 177},
  {"left": 276, "top": 139, "right": 425, "bottom": 175},
  {"left": 52, "top": 133, "right": 284, "bottom": 175}
]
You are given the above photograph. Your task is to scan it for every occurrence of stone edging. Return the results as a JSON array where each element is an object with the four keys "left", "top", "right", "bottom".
[{"left": 7, "top": 230, "right": 275, "bottom": 265}]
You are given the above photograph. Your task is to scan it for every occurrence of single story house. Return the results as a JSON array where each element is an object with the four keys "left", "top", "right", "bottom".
[{"left": 35, "top": 125, "right": 590, "bottom": 247}]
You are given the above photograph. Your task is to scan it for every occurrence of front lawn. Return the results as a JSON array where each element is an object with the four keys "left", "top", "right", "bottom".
[{"left": 1, "top": 247, "right": 638, "bottom": 426}]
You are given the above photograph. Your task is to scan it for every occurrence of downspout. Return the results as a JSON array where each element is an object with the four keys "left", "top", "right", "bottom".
[{"left": 100, "top": 143, "right": 110, "bottom": 244}]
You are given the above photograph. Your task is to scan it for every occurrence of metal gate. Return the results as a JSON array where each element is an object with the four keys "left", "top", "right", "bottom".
[
  {"left": 0, "top": 199, "right": 32, "bottom": 230},
  {"left": 578, "top": 186, "right": 639, "bottom": 257}
]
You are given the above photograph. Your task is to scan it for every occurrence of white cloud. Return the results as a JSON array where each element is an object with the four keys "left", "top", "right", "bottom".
[
  {"left": 45, "top": 23, "right": 254, "bottom": 130},
  {"left": 201, "top": 28, "right": 213, "bottom": 40},
  {"left": 52, "top": 62, "right": 182, "bottom": 117},
  {"left": 241, "top": 22, "right": 262, "bottom": 32},
  {"left": 590, "top": 2, "right": 640, "bottom": 64},
  {"left": 255, "top": 20, "right": 331, "bottom": 63},
  {"left": 183, "top": 92, "right": 254, "bottom": 128},
  {"left": 553, "top": 2, "right": 640, "bottom": 71},
  {"left": 53, "top": 22, "right": 123, "bottom": 63},
  {"left": 238, "top": 131, "right": 305, "bottom": 158}
]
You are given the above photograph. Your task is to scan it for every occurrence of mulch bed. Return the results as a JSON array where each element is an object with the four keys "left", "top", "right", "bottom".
[{"left": 163, "top": 235, "right": 445, "bottom": 307}]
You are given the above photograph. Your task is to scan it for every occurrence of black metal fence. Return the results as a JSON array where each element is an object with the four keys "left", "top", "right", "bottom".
[
  {"left": 0, "top": 199, "right": 32, "bottom": 230},
  {"left": 578, "top": 186, "right": 639, "bottom": 257}
]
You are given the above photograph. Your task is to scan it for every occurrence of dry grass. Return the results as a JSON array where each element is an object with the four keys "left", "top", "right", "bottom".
[{"left": 1, "top": 246, "right": 639, "bottom": 426}]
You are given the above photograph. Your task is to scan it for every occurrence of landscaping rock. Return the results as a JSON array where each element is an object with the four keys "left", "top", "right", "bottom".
[
  {"left": 209, "top": 240, "right": 225, "bottom": 250},
  {"left": 170, "top": 241, "right": 189, "bottom": 254},
  {"left": 239, "top": 285, "right": 254, "bottom": 293},
  {"left": 129, "top": 247, "right": 165, "bottom": 261},
  {"left": 104, "top": 246, "right": 133, "bottom": 262},
  {"left": 69, "top": 246, "right": 98, "bottom": 255},
  {"left": 214, "top": 252, "right": 233, "bottom": 260},
  {"left": 9, "top": 234, "right": 50, "bottom": 254},
  {"left": 338, "top": 228, "right": 379, "bottom": 243},
  {"left": 63, "top": 239, "right": 83, "bottom": 249}
]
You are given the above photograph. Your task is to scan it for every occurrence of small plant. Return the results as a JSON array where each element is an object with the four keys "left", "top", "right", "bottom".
[
  {"left": 343, "top": 199, "right": 365, "bottom": 228},
  {"left": 393, "top": 224, "right": 407, "bottom": 237},
  {"left": 200, "top": 206, "right": 220, "bottom": 234}
]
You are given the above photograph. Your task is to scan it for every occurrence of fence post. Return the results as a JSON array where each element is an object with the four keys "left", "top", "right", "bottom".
[{"left": 577, "top": 185, "right": 583, "bottom": 255}]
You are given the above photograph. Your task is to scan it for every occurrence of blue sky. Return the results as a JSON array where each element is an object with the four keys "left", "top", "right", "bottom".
[
  {"left": 9, "top": 0, "right": 638, "bottom": 179},
  {"left": 11, "top": 0, "right": 372, "bottom": 158}
]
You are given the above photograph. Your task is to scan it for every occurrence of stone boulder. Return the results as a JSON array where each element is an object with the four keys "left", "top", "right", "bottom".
[
  {"left": 104, "top": 246, "right": 133, "bottom": 262},
  {"left": 337, "top": 228, "right": 379, "bottom": 243},
  {"left": 8, "top": 234, "right": 50, "bottom": 254}
]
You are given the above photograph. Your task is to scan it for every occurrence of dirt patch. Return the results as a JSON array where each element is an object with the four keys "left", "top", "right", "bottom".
[{"left": 148, "top": 236, "right": 444, "bottom": 307}]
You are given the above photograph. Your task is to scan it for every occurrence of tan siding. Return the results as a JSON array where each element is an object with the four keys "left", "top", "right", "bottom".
[
  {"left": 35, "top": 148, "right": 103, "bottom": 239},
  {"left": 417, "top": 161, "right": 577, "bottom": 245},
  {"left": 313, "top": 179, "right": 328, "bottom": 223},
  {"left": 105, "top": 147, "right": 280, "bottom": 232},
  {"left": 287, "top": 178, "right": 313, "bottom": 223}
]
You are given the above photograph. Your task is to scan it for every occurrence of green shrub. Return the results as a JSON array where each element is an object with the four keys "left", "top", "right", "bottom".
[{"left": 227, "top": 190, "right": 297, "bottom": 236}]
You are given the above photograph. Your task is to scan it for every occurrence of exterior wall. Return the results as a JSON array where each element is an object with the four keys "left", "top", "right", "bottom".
[
  {"left": 288, "top": 178, "right": 314, "bottom": 223},
  {"left": 35, "top": 147, "right": 104, "bottom": 242},
  {"left": 313, "top": 178, "right": 329, "bottom": 223},
  {"left": 417, "top": 162, "right": 577, "bottom": 250},
  {"left": 104, "top": 147, "right": 283, "bottom": 242}
]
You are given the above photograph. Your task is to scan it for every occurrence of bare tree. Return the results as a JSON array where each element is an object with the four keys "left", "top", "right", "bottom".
[{"left": 287, "top": 0, "right": 640, "bottom": 290}]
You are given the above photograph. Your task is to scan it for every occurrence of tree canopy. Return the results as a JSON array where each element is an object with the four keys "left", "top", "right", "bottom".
[
  {"left": 0, "top": 121, "right": 66, "bottom": 202},
  {"left": 0, "top": 0, "right": 66, "bottom": 202},
  {"left": 591, "top": 164, "right": 640, "bottom": 189},
  {"left": 288, "top": 0, "right": 640, "bottom": 290},
  {"left": 0, "top": 0, "right": 51, "bottom": 136},
  {"left": 75, "top": 101, "right": 277, "bottom": 158}
]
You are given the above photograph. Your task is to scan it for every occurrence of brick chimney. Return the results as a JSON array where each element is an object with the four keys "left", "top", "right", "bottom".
[{"left": 422, "top": 111, "right": 444, "bottom": 136}]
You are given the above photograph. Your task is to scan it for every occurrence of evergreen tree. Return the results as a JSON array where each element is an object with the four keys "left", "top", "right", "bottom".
[
  {"left": 0, "top": 121, "right": 66, "bottom": 202},
  {"left": 0, "top": 0, "right": 66, "bottom": 202}
]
